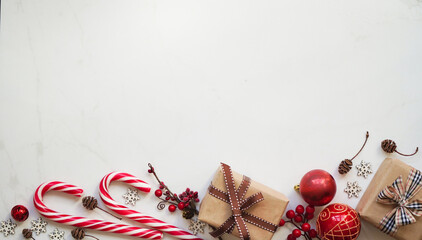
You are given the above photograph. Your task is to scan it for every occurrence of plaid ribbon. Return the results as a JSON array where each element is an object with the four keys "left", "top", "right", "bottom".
[{"left": 376, "top": 168, "right": 422, "bottom": 235}]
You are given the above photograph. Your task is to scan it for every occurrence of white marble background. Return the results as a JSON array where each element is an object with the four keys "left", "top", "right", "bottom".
[{"left": 1, "top": 0, "right": 422, "bottom": 239}]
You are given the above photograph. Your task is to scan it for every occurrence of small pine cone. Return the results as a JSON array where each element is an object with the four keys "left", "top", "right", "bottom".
[
  {"left": 338, "top": 159, "right": 353, "bottom": 174},
  {"left": 82, "top": 196, "right": 98, "bottom": 210},
  {"left": 381, "top": 139, "right": 396, "bottom": 153},
  {"left": 71, "top": 228, "right": 85, "bottom": 239},
  {"left": 182, "top": 208, "right": 195, "bottom": 219},
  {"left": 22, "top": 229, "right": 33, "bottom": 239}
]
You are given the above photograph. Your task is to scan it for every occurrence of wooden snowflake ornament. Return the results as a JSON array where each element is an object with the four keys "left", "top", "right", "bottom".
[
  {"left": 49, "top": 228, "right": 65, "bottom": 240},
  {"left": 30, "top": 217, "right": 48, "bottom": 235},
  {"left": 188, "top": 219, "right": 205, "bottom": 235},
  {"left": 123, "top": 188, "right": 141, "bottom": 206},
  {"left": 0, "top": 219, "right": 17, "bottom": 237},
  {"left": 344, "top": 181, "right": 362, "bottom": 198},
  {"left": 356, "top": 160, "right": 372, "bottom": 178}
]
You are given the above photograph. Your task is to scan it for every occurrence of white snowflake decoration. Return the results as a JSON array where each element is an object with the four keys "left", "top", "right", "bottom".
[
  {"left": 0, "top": 219, "right": 17, "bottom": 237},
  {"left": 123, "top": 188, "right": 141, "bottom": 206},
  {"left": 344, "top": 181, "right": 362, "bottom": 198},
  {"left": 49, "top": 228, "right": 65, "bottom": 240},
  {"left": 31, "top": 217, "right": 48, "bottom": 235},
  {"left": 188, "top": 219, "right": 206, "bottom": 235},
  {"left": 356, "top": 160, "right": 373, "bottom": 178}
]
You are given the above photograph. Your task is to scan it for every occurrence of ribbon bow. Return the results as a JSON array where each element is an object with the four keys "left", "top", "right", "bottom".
[
  {"left": 377, "top": 168, "right": 422, "bottom": 235},
  {"left": 208, "top": 163, "right": 277, "bottom": 240}
]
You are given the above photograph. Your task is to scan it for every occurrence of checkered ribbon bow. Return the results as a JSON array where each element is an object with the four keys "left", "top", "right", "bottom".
[{"left": 376, "top": 168, "right": 422, "bottom": 235}]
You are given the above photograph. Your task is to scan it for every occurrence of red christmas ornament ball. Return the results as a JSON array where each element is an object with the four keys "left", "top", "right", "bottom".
[
  {"left": 299, "top": 169, "right": 336, "bottom": 206},
  {"left": 316, "top": 203, "right": 361, "bottom": 240},
  {"left": 11, "top": 205, "right": 29, "bottom": 222}
]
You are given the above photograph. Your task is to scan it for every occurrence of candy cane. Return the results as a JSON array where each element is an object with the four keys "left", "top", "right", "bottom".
[
  {"left": 99, "top": 172, "right": 202, "bottom": 240},
  {"left": 34, "top": 181, "right": 163, "bottom": 239}
]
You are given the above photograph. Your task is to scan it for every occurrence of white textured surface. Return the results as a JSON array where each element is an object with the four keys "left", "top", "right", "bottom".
[{"left": 1, "top": 0, "right": 422, "bottom": 239}]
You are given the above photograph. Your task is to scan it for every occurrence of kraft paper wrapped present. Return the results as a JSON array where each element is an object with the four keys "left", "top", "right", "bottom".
[
  {"left": 356, "top": 158, "right": 422, "bottom": 240},
  {"left": 198, "top": 163, "right": 289, "bottom": 240}
]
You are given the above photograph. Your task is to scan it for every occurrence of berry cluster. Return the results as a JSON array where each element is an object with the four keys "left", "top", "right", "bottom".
[
  {"left": 148, "top": 163, "right": 200, "bottom": 219},
  {"left": 179, "top": 188, "right": 200, "bottom": 204},
  {"left": 279, "top": 204, "right": 320, "bottom": 240}
]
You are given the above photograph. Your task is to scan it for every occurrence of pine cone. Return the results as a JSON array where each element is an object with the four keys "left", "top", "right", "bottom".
[
  {"left": 338, "top": 159, "right": 353, "bottom": 174},
  {"left": 22, "top": 229, "right": 33, "bottom": 239},
  {"left": 71, "top": 228, "right": 85, "bottom": 239},
  {"left": 182, "top": 208, "right": 195, "bottom": 219},
  {"left": 82, "top": 196, "right": 98, "bottom": 210},
  {"left": 381, "top": 139, "right": 396, "bottom": 153}
]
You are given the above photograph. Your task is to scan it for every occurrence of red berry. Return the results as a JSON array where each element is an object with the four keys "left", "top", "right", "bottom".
[
  {"left": 178, "top": 202, "right": 185, "bottom": 210},
  {"left": 292, "top": 229, "right": 302, "bottom": 238},
  {"left": 309, "top": 229, "right": 317, "bottom": 238},
  {"left": 294, "top": 214, "right": 303, "bottom": 223},
  {"left": 159, "top": 185, "right": 164, "bottom": 189},
  {"left": 183, "top": 197, "right": 189, "bottom": 202},
  {"left": 286, "top": 210, "right": 295, "bottom": 219},
  {"left": 301, "top": 223, "right": 311, "bottom": 232},
  {"left": 168, "top": 204, "right": 176, "bottom": 212},
  {"left": 148, "top": 169, "right": 153, "bottom": 173},
  {"left": 182, "top": 192, "right": 187, "bottom": 197},
  {"left": 165, "top": 196, "right": 170, "bottom": 200},
  {"left": 279, "top": 219, "right": 285, "bottom": 227},
  {"left": 295, "top": 205, "right": 304, "bottom": 215},
  {"left": 186, "top": 188, "right": 190, "bottom": 193},
  {"left": 305, "top": 212, "right": 314, "bottom": 220},
  {"left": 194, "top": 198, "right": 200, "bottom": 202},
  {"left": 154, "top": 189, "right": 162, "bottom": 197},
  {"left": 287, "top": 234, "right": 296, "bottom": 240},
  {"left": 306, "top": 205, "right": 315, "bottom": 214}
]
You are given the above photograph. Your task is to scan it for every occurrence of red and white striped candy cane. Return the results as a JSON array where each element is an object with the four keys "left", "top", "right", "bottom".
[
  {"left": 99, "top": 172, "right": 202, "bottom": 240},
  {"left": 34, "top": 181, "right": 163, "bottom": 239}
]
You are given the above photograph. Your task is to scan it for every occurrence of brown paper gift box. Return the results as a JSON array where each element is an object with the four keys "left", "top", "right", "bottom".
[
  {"left": 356, "top": 158, "right": 422, "bottom": 240},
  {"left": 198, "top": 164, "right": 289, "bottom": 240}
]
